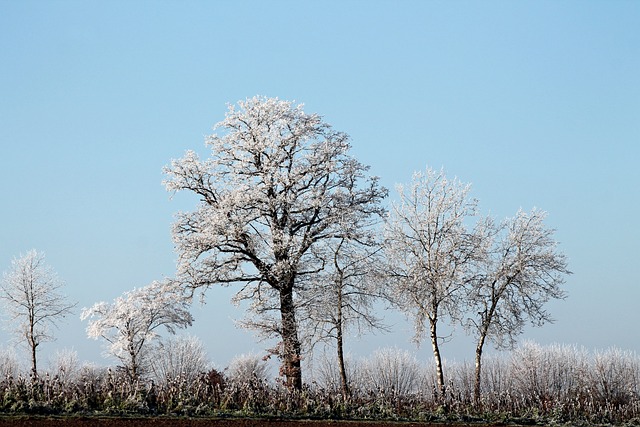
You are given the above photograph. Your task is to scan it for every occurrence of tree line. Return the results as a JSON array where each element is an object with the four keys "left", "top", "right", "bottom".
[{"left": 1, "top": 96, "right": 570, "bottom": 404}]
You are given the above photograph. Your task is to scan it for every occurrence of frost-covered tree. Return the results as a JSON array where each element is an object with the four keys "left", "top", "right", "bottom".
[
  {"left": 0, "top": 250, "right": 76, "bottom": 379},
  {"left": 81, "top": 280, "right": 193, "bottom": 381},
  {"left": 302, "top": 237, "right": 386, "bottom": 398},
  {"left": 464, "top": 209, "right": 570, "bottom": 403},
  {"left": 164, "top": 96, "right": 386, "bottom": 390},
  {"left": 383, "top": 168, "right": 483, "bottom": 396}
]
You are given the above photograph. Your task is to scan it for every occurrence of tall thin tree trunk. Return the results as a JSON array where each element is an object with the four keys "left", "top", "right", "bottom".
[
  {"left": 429, "top": 317, "right": 446, "bottom": 397},
  {"left": 473, "top": 316, "right": 495, "bottom": 405},
  {"left": 475, "top": 303, "right": 497, "bottom": 404},
  {"left": 474, "top": 332, "right": 487, "bottom": 404},
  {"left": 29, "top": 321, "right": 37, "bottom": 380},
  {"left": 280, "top": 286, "right": 302, "bottom": 390},
  {"left": 30, "top": 338, "right": 37, "bottom": 380},
  {"left": 336, "top": 289, "right": 350, "bottom": 399}
]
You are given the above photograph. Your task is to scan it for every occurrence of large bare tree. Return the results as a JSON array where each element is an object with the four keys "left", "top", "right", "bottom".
[
  {"left": 383, "top": 168, "right": 483, "bottom": 397},
  {"left": 164, "top": 96, "right": 386, "bottom": 390},
  {"left": 0, "top": 250, "right": 76, "bottom": 379},
  {"left": 464, "top": 209, "right": 570, "bottom": 403}
]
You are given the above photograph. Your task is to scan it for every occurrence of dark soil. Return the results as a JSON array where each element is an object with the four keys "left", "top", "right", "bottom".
[{"left": 0, "top": 418, "right": 482, "bottom": 427}]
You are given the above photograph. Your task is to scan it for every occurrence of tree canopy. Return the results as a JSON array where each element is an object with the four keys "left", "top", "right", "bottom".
[{"left": 164, "top": 96, "right": 387, "bottom": 389}]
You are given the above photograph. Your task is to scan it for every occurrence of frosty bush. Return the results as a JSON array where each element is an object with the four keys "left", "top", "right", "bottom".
[
  {"left": 590, "top": 347, "right": 640, "bottom": 405},
  {"left": 47, "top": 348, "right": 81, "bottom": 385},
  {"left": 0, "top": 348, "right": 20, "bottom": 379},
  {"left": 363, "top": 347, "right": 422, "bottom": 396},
  {"left": 151, "top": 335, "right": 209, "bottom": 384},
  {"left": 477, "top": 354, "right": 511, "bottom": 401},
  {"left": 226, "top": 353, "right": 271, "bottom": 385},
  {"left": 311, "top": 351, "right": 362, "bottom": 394},
  {"left": 510, "top": 341, "right": 590, "bottom": 404}
]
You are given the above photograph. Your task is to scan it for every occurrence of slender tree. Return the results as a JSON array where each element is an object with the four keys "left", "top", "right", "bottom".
[
  {"left": 164, "top": 96, "right": 386, "bottom": 389},
  {"left": 383, "top": 168, "right": 482, "bottom": 397},
  {"left": 0, "top": 250, "right": 76, "bottom": 379},
  {"left": 303, "top": 236, "right": 387, "bottom": 399},
  {"left": 464, "top": 209, "right": 570, "bottom": 403},
  {"left": 81, "top": 280, "right": 193, "bottom": 381}
]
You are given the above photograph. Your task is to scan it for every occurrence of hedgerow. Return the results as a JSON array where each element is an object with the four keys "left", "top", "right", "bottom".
[{"left": 1, "top": 343, "right": 639, "bottom": 425}]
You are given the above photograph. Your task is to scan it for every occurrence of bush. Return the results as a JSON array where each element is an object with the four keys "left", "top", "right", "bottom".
[
  {"left": 47, "top": 348, "right": 81, "bottom": 386},
  {"left": 151, "top": 335, "right": 210, "bottom": 385},
  {"left": 310, "top": 351, "right": 361, "bottom": 394},
  {"left": 362, "top": 347, "right": 422, "bottom": 397},
  {"left": 0, "top": 348, "right": 20, "bottom": 379},
  {"left": 226, "top": 353, "right": 271, "bottom": 386}
]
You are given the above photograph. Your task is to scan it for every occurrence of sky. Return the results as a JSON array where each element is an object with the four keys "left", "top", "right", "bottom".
[{"left": 1, "top": 1, "right": 639, "bottom": 374}]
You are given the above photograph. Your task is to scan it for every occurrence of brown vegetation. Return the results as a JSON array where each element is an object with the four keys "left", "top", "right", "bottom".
[{"left": 0, "top": 418, "right": 473, "bottom": 427}]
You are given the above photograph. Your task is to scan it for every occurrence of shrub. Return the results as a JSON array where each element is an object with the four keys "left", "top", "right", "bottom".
[
  {"left": 226, "top": 353, "right": 271, "bottom": 385},
  {"left": 0, "top": 348, "right": 20, "bottom": 379},
  {"left": 47, "top": 348, "right": 81, "bottom": 386},
  {"left": 362, "top": 347, "right": 422, "bottom": 397},
  {"left": 151, "top": 335, "right": 210, "bottom": 384}
]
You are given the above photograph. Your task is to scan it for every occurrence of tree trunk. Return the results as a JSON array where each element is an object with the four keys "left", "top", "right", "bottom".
[
  {"left": 30, "top": 338, "right": 38, "bottom": 381},
  {"left": 129, "top": 349, "right": 139, "bottom": 382},
  {"left": 474, "top": 332, "right": 487, "bottom": 405},
  {"left": 280, "top": 286, "right": 302, "bottom": 390},
  {"left": 429, "top": 317, "right": 446, "bottom": 398},
  {"left": 336, "top": 289, "right": 350, "bottom": 399},
  {"left": 475, "top": 302, "right": 497, "bottom": 404},
  {"left": 28, "top": 321, "right": 37, "bottom": 380}
]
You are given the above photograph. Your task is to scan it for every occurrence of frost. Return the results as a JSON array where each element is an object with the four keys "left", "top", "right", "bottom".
[
  {"left": 81, "top": 279, "right": 193, "bottom": 381},
  {"left": 164, "top": 96, "right": 387, "bottom": 389},
  {"left": 0, "top": 249, "right": 76, "bottom": 378}
]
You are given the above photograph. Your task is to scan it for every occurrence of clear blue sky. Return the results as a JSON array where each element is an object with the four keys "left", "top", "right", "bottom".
[{"left": 1, "top": 1, "right": 638, "bottom": 371}]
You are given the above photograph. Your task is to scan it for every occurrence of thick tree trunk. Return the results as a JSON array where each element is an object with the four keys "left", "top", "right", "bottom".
[
  {"left": 280, "top": 286, "right": 302, "bottom": 390},
  {"left": 429, "top": 317, "right": 446, "bottom": 398},
  {"left": 336, "top": 290, "right": 350, "bottom": 399}
]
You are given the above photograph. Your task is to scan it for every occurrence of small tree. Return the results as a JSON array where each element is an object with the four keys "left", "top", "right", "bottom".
[
  {"left": 0, "top": 250, "right": 76, "bottom": 379},
  {"left": 81, "top": 280, "right": 193, "bottom": 381},
  {"left": 464, "top": 209, "right": 570, "bottom": 403},
  {"left": 383, "top": 168, "right": 482, "bottom": 396},
  {"left": 164, "top": 96, "right": 386, "bottom": 389},
  {"left": 303, "top": 237, "right": 387, "bottom": 399}
]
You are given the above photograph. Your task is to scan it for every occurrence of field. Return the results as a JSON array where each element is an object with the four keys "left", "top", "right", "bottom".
[{"left": 0, "top": 419, "right": 471, "bottom": 427}]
